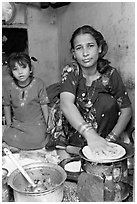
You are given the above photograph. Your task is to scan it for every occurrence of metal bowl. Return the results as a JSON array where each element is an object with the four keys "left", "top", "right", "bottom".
[
  {"left": 59, "top": 156, "right": 83, "bottom": 182},
  {"left": 8, "top": 162, "right": 67, "bottom": 202}
]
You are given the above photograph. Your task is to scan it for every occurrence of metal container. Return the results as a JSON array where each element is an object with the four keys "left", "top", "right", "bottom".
[
  {"left": 59, "top": 156, "right": 83, "bottom": 182},
  {"left": 78, "top": 142, "right": 134, "bottom": 202},
  {"left": 8, "top": 162, "right": 67, "bottom": 202},
  {"left": 2, "top": 168, "right": 10, "bottom": 202}
]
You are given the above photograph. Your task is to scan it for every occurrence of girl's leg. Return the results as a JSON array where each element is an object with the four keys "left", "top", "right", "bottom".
[{"left": 2, "top": 142, "right": 20, "bottom": 153}]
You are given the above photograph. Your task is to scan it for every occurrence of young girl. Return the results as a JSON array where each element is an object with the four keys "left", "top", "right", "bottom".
[
  {"left": 59, "top": 25, "right": 132, "bottom": 154},
  {"left": 2, "top": 52, "right": 49, "bottom": 151}
]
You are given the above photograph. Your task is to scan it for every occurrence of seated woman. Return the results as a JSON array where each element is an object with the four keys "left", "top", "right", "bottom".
[{"left": 46, "top": 25, "right": 132, "bottom": 157}]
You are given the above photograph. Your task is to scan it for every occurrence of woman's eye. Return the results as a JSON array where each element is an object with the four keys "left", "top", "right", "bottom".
[
  {"left": 75, "top": 46, "right": 82, "bottom": 51},
  {"left": 88, "top": 44, "right": 94, "bottom": 48}
]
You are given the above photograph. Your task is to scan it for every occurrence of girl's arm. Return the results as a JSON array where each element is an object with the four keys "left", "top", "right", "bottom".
[
  {"left": 41, "top": 104, "right": 49, "bottom": 124},
  {"left": 60, "top": 92, "right": 113, "bottom": 154},
  {"left": 4, "top": 106, "right": 11, "bottom": 126}
]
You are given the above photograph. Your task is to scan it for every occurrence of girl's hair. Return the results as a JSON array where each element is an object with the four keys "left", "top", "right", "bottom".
[
  {"left": 70, "top": 25, "right": 110, "bottom": 73},
  {"left": 7, "top": 52, "right": 33, "bottom": 77}
]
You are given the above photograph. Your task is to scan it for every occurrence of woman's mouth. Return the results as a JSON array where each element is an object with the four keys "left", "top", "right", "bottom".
[{"left": 83, "top": 59, "right": 90, "bottom": 63}]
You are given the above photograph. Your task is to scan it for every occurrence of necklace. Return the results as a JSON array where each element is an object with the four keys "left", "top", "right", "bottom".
[{"left": 85, "top": 81, "right": 97, "bottom": 108}]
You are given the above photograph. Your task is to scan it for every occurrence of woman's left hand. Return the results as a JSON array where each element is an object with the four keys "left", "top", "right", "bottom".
[{"left": 106, "top": 132, "right": 117, "bottom": 142}]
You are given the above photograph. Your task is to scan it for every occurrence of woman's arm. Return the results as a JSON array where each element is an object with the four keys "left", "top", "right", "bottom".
[
  {"left": 60, "top": 92, "right": 114, "bottom": 153},
  {"left": 4, "top": 106, "right": 11, "bottom": 126},
  {"left": 110, "top": 106, "right": 132, "bottom": 137},
  {"left": 41, "top": 104, "right": 49, "bottom": 124},
  {"left": 107, "top": 69, "right": 133, "bottom": 141}
]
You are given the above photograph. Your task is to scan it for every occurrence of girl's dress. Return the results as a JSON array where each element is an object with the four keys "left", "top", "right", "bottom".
[
  {"left": 2, "top": 77, "right": 49, "bottom": 150},
  {"left": 46, "top": 61, "right": 131, "bottom": 149}
]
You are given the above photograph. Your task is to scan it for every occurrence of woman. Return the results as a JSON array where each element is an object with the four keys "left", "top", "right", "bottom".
[
  {"left": 46, "top": 25, "right": 132, "bottom": 156},
  {"left": 60, "top": 25, "right": 132, "bottom": 154}
]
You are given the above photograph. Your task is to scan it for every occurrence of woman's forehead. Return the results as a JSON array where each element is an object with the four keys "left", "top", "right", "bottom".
[{"left": 74, "top": 33, "right": 96, "bottom": 46}]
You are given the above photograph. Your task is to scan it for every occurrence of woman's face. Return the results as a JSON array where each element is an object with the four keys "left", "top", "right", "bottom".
[
  {"left": 12, "top": 62, "right": 30, "bottom": 83},
  {"left": 73, "top": 33, "right": 101, "bottom": 69}
]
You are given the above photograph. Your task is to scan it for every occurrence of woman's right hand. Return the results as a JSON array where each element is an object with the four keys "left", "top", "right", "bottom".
[{"left": 84, "top": 129, "right": 115, "bottom": 155}]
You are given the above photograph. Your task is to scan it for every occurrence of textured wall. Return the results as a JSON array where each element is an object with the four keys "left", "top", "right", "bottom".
[{"left": 27, "top": 6, "right": 60, "bottom": 86}]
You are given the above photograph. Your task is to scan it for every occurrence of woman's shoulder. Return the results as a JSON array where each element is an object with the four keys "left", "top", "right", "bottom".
[
  {"left": 103, "top": 65, "right": 117, "bottom": 76},
  {"left": 62, "top": 61, "right": 80, "bottom": 75}
]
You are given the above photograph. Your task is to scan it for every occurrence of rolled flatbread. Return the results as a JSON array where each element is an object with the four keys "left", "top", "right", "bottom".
[{"left": 82, "top": 143, "right": 126, "bottom": 162}]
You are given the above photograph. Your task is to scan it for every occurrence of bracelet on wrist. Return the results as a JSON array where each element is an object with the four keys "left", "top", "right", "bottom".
[
  {"left": 106, "top": 131, "right": 117, "bottom": 142},
  {"left": 82, "top": 126, "right": 93, "bottom": 134},
  {"left": 78, "top": 122, "right": 87, "bottom": 133},
  {"left": 78, "top": 122, "right": 93, "bottom": 135}
]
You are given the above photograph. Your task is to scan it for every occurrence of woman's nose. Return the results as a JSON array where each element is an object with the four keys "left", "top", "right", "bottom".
[{"left": 83, "top": 48, "right": 89, "bottom": 56}]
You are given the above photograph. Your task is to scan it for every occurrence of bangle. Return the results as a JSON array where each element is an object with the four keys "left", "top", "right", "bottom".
[
  {"left": 77, "top": 122, "right": 87, "bottom": 133},
  {"left": 82, "top": 126, "right": 93, "bottom": 134},
  {"left": 78, "top": 122, "right": 93, "bottom": 135},
  {"left": 106, "top": 131, "right": 117, "bottom": 142}
]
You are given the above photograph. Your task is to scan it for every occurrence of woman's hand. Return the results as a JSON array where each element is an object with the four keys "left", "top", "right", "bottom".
[{"left": 84, "top": 129, "right": 115, "bottom": 155}]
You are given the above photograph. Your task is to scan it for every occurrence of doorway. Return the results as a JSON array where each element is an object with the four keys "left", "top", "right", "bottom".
[{"left": 2, "top": 27, "right": 28, "bottom": 64}]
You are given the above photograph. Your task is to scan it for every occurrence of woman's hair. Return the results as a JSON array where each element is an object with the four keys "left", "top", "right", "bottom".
[
  {"left": 70, "top": 25, "right": 110, "bottom": 73},
  {"left": 7, "top": 52, "right": 33, "bottom": 77}
]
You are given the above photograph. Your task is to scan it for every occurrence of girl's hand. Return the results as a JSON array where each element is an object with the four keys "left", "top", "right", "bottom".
[
  {"left": 3, "top": 124, "right": 11, "bottom": 134},
  {"left": 5, "top": 124, "right": 11, "bottom": 129}
]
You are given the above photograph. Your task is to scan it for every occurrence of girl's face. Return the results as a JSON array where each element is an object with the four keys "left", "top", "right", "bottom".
[
  {"left": 12, "top": 62, "right": 30, "bottom": 84},
  {"left": 73, "top": 33, "right": 101, "bottom": 69}
]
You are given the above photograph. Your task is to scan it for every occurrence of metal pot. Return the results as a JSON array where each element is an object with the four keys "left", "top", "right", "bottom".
[
  {"left": 2, "top": 168, "right": 10, "bottom": 202},
  {"left": 8, "top": 162, "right": 67, "bottom": 202},
  {"left": 78, "top": 142, "right": 134, "bottom": 202}
]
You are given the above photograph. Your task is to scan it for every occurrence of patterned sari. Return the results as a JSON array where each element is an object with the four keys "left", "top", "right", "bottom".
[{"left": 46, "top": 61, "right": 131, "bottom": 149}]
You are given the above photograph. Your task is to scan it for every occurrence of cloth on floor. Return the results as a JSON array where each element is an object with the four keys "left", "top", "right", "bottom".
[{"left": 19, "top": 148, "right": 60, "bottom": 164}]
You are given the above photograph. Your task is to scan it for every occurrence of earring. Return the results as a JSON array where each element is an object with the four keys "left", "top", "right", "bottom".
[
  {"left": 72, "top": 54, "right": 76, "bottom": 60},
  {"left": 30, "top": 70, "right": 32, "bottom": 73}
]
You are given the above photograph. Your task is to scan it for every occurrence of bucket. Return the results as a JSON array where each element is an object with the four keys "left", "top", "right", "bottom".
[{"left": 8, "top": 162, "right": 67, "bottom": 202}]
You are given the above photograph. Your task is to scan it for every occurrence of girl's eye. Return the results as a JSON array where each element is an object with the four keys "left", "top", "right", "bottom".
[
  {"left": 12, "top": 67, "right": 18, "bottom": 71},
  {"left": 21, "top": 65, "right": 27, "bottom": 69}
]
